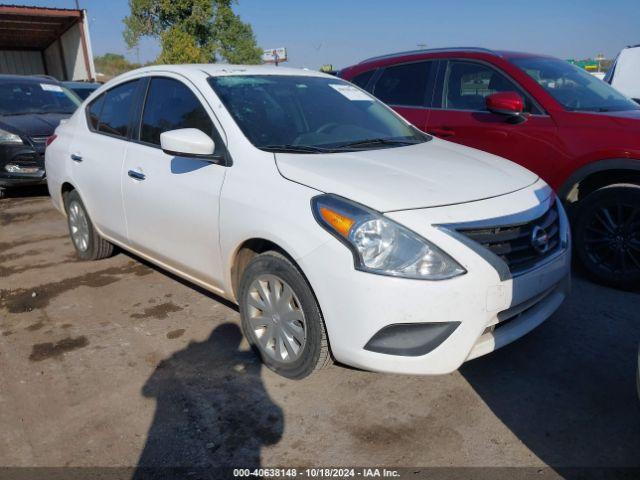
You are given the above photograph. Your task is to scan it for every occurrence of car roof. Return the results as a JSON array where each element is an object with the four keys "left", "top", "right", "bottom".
[
  {"left": 0, "top": 74, "right": 61, "bottom": 83},
  {"left": 120, "top": 64, "right": 333, "bottom": 80},
  {"left": 356, "top": 47, "right": 554, "bottom": 66}
]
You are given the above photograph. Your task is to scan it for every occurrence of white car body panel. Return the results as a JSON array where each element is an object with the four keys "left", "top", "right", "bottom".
[
  {"left": 69, "top": 123, "right": 129, "bottom": 240},
  {"left": 45, "top": 64, "right": 571, "bottom": 375}
]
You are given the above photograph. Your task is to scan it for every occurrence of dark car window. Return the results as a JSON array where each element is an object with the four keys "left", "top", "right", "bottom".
[
  {"left": 73, "top": 87, "right": 99, "bottom": 100},
  {"left": 87, "top": 94, "right": 105, "bottom": 130},
  {"left": 0, "top": 81, "right": 80, "bottom": 115},
  {"left": 140, "top": 77, "right": 216, "bottom": 148},
  {"left": 512, "top": 56, "right": 639, "bottom": 113},
  {"left": 373, "top": 62, "right": 431, "bottom": 107},
  {"left": 97, "top": 80, "right": 139, "bottom": 138},
  {"left": 443, "top": 60, "right": 534, "bottom": 113},
  {"left": 208, "top": 75, "right": 427, "bottom": 151},
  {"left": 350, "top": 70, "right": 375, "bottom": 90}
]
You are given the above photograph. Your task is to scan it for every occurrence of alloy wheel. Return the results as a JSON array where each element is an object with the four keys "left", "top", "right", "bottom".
[{"left": 583, "top": 200, "right": 640, "bottom": 275}]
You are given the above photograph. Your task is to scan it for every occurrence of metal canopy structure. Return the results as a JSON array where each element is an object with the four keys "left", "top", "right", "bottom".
[
  {"left": 0, "top": 5, "right": 82, "bottom": 50},
  {"left": 0, "top": 5, "right": 94, "bottom": 81}
]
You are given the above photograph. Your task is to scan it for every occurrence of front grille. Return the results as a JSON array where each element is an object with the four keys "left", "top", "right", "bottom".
[
  {"left": 30, "top": 136, "right": 49, "bottom": 152},
  {"left": 458, "top": 204, "right": 561, "bottom": 275},
  {"left": 30, "top": 136, "right": 49, "bottom": 146}
]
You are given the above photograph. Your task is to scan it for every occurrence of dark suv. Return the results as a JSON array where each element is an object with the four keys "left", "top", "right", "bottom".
[
  {"left": 340, "top": 48, "right": 640, "bottom": 289},
  {"left": 0, "top": 75, "right": 80, "bottom": 198}
]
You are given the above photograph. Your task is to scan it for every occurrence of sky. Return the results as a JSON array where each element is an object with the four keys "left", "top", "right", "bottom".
[{"left": 13, "top": 0, "right": 640, "bottom": 69}]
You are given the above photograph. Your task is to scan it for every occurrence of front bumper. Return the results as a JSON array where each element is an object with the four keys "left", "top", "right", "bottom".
[
  {"left": 298, "top": 180, "right": 571, "bottom": 375},
  {"left": 0, "top": 144, "right": 46, "bottom": 188}
]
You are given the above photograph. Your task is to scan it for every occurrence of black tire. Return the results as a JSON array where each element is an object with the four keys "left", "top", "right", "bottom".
[
  {"left": 63, "top": 189, "right": 114, "bottom": 261},
  {"left": 573, "top": 184, "right": 640, "bottom": 289},
  {"left": 238, "top": 251, "right": 331, "bottom": 379}
]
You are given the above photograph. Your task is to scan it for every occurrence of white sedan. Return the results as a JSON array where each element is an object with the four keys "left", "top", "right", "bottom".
[{"left": 45, "top": 65, "right": 571, "bottom": 379}]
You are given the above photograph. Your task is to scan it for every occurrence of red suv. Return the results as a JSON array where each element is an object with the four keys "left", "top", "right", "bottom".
[{"left": 340, "top": 48, "right": 640, "bottom": 288}]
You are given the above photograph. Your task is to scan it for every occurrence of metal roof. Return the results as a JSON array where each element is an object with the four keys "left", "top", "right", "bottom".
[{"left": 0, "top": 5, "right": 83, "bottom": 50}]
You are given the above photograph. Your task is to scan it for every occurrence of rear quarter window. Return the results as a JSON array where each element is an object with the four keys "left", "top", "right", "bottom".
[{"left": 86, "top": 94, "right": 105, "bottom": 130}]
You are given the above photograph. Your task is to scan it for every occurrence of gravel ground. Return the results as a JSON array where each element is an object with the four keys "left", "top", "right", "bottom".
[{"left": 1, "top": 190, "right": 639, "bottom": 478}]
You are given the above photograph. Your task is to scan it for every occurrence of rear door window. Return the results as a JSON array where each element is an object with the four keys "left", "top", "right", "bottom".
[
  {"left": 373, "top": 62, "right": 432, "bottom": 107},
  {"left": 96, "top": 80, "right": 139, "bottom": 138}
]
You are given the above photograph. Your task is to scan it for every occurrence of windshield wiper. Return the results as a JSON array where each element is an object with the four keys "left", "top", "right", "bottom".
[
  {"left": 261, "top": 144, "right": 333, "bottom": 154},
  {"left": 332, "top": 138, "right": 421, "bottom": 150}
]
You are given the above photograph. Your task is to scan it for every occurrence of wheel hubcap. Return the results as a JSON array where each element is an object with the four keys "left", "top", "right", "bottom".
[
  {"left": 245, "top": 274, "right": 306, "bottom": 364},
  {"left": 68, "top": 200, "right": 90, "bottom": 252},
  {"left": 584, "top": 201, "right": 640, "bottom": 275}
]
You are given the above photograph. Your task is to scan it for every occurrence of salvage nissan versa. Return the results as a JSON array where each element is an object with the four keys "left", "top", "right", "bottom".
[{"left": 45, "top": 65, "right": 570, "bottom": 379}]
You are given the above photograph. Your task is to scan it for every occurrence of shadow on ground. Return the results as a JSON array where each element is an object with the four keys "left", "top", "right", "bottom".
[
  {"left": 133, "top": 323, "right": 283, "bottom": 479},
  {"left": 461, "top": 275, "right": 640, "bottom": 473}
]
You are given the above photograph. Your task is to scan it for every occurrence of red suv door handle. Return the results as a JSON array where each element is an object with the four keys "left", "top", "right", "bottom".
[{"left": 429, "top": 127, "right": 456, "bottom": 138}]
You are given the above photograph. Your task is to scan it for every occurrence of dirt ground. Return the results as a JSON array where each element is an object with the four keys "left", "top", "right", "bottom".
[{"left": 1, "top": 190, "right": 640, "bottom": 477}]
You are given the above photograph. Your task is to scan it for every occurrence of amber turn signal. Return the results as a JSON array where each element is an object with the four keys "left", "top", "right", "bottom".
[{"left": 319, "top": 207, "right": 355, "bottom": 238}]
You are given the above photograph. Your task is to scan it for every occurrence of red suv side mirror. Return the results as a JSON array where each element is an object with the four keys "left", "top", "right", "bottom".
[{"left": 486, "top": 91, "right": 524, "bottom": 116}]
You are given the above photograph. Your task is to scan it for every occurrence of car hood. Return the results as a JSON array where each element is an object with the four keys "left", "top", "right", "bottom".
[
  {"left": 276, "top": 139, "right": 539, "bottom": 212},
  {"left": 0, "top": 113, "right": 71, "bottom": 138}
]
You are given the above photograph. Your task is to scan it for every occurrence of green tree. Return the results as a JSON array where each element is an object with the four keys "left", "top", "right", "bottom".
[
  {"left": 94, "top": 53, "right": 141, "bottom": 78},
  {"left": 123, "top": 0, "right": 262, "bottom": 65}
]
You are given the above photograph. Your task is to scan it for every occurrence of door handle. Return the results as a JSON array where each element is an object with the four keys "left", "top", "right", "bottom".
[
  {"left": 428, "top": 127, "right": 456, "bottom": 138},
  {"left": 70, "top": 153, "right": 83, "bottom": 162},
  {"left": 127, "top": 170, "right": 146, "bottom": 181}
]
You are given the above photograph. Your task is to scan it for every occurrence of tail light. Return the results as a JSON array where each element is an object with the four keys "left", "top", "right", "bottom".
[{"left": 45, "top": 134, "right": 57, "bottom": 148}]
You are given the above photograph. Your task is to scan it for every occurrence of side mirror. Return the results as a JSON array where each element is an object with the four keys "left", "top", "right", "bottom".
[
  {"left": 486, "top": 91, "right": 525, "bottom": 117},
  {"left": 160, "top": 128, "right": 215, "bottom": 158}
]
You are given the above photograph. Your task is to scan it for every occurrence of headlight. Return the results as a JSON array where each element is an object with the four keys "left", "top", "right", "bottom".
[
  {"left": 0, "top": 128, "right": 23, "bottom": 145},
  {"left": 312, "top": 194, "right": 466, "bottom": 280}
]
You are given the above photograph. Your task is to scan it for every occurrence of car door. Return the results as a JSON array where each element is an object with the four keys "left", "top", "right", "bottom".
[
  {"left": 69, "top": 79, "right": 141, "bottom": 241},
  {"left": 369, "top": 60, "right": 436, "bottom": 130},
  {"left": 122, "top": 75, "right": 228, "bottom": 287},
  {"left": 425, "top": 59, "right": 561, "bottom": 177}
]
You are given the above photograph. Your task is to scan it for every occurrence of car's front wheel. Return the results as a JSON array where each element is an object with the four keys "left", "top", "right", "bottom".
[
  {"left": 573, "top": 184, "right": 640, "bottom": 289},
  {"left": 238, "top": 251, "right": 331, "bottom": 379},
  {"left": 64, "top": 189, "right": 114, "bottom": 261}
]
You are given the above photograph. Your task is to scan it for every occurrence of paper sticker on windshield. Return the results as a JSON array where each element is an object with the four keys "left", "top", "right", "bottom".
[
  {"left": 329, "top": 84, "right": 373, "bottom": 101},
  {"left": 40, "top": 83, "right": 63, "bottom": 92}
]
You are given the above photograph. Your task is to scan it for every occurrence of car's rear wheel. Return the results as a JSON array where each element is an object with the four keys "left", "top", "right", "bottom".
[
  {"left": 238, "top": 251, "right": 331, "bottom": 379},
  {"left": 573, "top": 184, "right": 640, "bottom": 289},
  {"left": 64, "top": 189, "right": 114, "bottom": 261}
]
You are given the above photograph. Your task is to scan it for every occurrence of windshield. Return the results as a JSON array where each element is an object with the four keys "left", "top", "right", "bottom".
[
  {"left": 0, "top": 81, "right": 81, "bottom": 115},
  {"left": 511, "top": 57, "right": 639, "bottom": 112},
  {"left": 208, "top": 75, "right": 429, "bottom": 152},
  {"left": 71, "top": 86, "right": 99, "bottom": 100}
]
